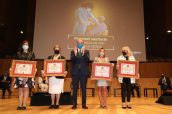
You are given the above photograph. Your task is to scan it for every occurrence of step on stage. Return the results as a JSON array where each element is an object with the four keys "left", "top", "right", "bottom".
[
  {"left": 0, "top": 96, "right": 172, "bottom": 114},
  {"left": 30, "top": 92, "right": 73, "bottom": 106}
]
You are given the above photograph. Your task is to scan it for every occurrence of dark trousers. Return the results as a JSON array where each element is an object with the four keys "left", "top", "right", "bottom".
[
  {"left": 131, "top": 84, "right": 140, "bottom": 97},
  {"left": 121, "top": 78, "right": 131, "bottom": 103},
  {"left": 72, "top": 71, "right": 88, "bottom": 106},
  {"left": 2, "top": 84, "right": 11, "bottom": 96}
]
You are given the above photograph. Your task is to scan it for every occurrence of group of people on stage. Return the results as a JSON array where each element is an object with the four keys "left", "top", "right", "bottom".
[{"left": 8, "top": 38, "right": 138, "bottom": 110}]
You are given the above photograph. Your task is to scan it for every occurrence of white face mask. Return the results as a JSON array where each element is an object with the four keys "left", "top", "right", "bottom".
[{"left": 22, "top": 45, "right": 29, "bottom": 50}]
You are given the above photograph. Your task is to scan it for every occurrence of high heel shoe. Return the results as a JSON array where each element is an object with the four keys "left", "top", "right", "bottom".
[
  {"left": 22, "top": 107, "right": 26, "bottom": 110},
  {"left": 54, "top": 105, "right": 59, "bottom": 109},
  {"left": 103, "top": 106, "right": 107, "bottom": 109},
  {"left": 127, "top": 102, "right": 132, "bottom": 109},
  {"left": 100, "top": 105, "right": 104, "bottom": 108},
  {"left": 17, "top": 106, "right": 22, "bottom": 110},
  {"left": 122, "top": 103, "right": 126, "bottom": 109},
  {"left": 127, "top": 105, "right": 132, "bottom": 109},
  {"left": 49, "top": 105, "right": 54, "bottom": 109}
]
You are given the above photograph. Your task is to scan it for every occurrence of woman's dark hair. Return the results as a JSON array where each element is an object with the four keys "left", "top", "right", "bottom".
[{"left": 18, "top": 40, "right": 32, "bottom": 52}]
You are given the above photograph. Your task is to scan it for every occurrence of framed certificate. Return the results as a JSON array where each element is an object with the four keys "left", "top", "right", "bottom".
[
  {"left": 117, "top": 60, "right": 139, "bottom": 79},
  {"left": 10, "top": 60, "right": 37, "bottom": 77},
  {"left": 91, "top": 63, "right": 114, "bottom": 81},
  {"left": 44, "top": 59, "right": 66, "bottom": 77}
]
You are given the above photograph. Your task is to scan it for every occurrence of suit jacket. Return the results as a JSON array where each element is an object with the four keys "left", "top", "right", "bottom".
[{"left": 70, "top": 49, "right": 90, "bottom": 76}]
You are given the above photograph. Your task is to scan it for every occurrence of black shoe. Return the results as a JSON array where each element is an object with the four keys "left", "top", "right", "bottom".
[
  {"left": 100, "top": 105, "right": 104, "bottom": 108},
  {"left": 17, "top": 106, "right": 22, "bottom": 110},
  {"left": 49, "top": 105, "right": 54, "bottom": 109},
  {"left": 127, "top": 105, "right": 132, "bottom": 109},
  {"left": 103, "top": 106, "right": 107, "bottom": 109},
  {"left": 72, "top": 105, "right": 77, "bottom": 109},
  {"left": 82, "top": 106, "right": 88, "bottom": 109},
  {"left": 22, "top": 107, "right": 26, "bottom": 110},
  {"left": 122, "top": 104, "right": 126, "bottom": 109},
  {"left": 54, "top": 105, "right": 59, "bottom": 109},
  {"left": 122, "top": 106, "right": 126, "bottom": 109}
]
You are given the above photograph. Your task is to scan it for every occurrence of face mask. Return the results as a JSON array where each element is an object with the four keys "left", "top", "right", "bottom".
[
  {"left": 22, "top": 45, "right": 29, "bottom": 50},
  {"left": 77, "top": 43, "right": 83, "bottom": 49},
  {"left": 54, "top": 50, "right": 60, "bottom": 54},
  {"left": 99, "top": 52, "right": 104, "bottom": 57},
  {"left": 122, "top": 51, "right": 127, "bottom": 56}
]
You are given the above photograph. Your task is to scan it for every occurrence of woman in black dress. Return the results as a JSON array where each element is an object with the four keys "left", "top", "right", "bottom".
[{"left": 12, "top": 40, "right": 35, "bottom": 110}]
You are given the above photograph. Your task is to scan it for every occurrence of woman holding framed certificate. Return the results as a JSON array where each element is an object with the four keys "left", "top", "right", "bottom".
[
  {"left": 94, "top": 48, "right": 111, "bottom": 108},
  {"left": 42, "top": 45, "right": 67, "bottom": 109},
  {"left": 12, "top": 40, "right": 35, "bottom": 110},
  {"left": 117, "top": 46, "right": 136, "bottom": 109}
]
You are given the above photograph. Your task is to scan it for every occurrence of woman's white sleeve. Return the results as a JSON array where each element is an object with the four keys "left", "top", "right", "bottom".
[
  {"left": 131, "top": 78, "right": 135, "bottom": 84},
  {"left": 118, "top": 77, "right": 123, "bottom": 83}
]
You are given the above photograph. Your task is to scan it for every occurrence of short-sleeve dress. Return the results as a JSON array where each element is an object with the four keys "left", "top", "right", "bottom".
[{"left": 94, "top": 57, "right": 110, "bottom": 87}]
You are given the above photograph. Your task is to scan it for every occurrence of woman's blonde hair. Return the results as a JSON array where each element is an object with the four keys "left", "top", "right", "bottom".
[
  {"left": 98, "top": 47, "right": 106, "bottom": 57},
  {"left": 121, "top": 46, "right": 133, "bottom": 56},
  {"left": 53, "top": 44, "right": 61, "bottom": 50}
]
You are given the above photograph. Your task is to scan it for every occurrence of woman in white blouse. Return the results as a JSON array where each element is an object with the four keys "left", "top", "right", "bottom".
[{"left": 117, "top": 46, "right": 136, "bottom": 109}]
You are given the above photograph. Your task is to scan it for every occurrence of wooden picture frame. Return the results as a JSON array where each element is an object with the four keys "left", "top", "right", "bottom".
[
  {"left": 91, "top": 63, "right": 114, "bottom": 81},
  {"left": 10, "top": 60, "right": 37, "bottom": 77},
  {"left": 44, "top": 59, "right": 66, "bottom": 77},
  {"left": 117, "top": 60, "right": 139, "bottom": 79}
]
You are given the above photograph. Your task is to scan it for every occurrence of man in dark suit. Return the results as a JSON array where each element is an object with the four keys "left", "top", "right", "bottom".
[
  {"left": 0, "top": 72, "right": 12, "bottom": 99},
  {"left": 71, "top": 38, "right": 90, "bottom": 109},
  {"left": 158, "top": 74, "right": 171, "bottom": 95}
]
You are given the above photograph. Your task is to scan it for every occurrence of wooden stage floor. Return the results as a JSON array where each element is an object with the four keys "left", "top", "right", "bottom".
[{"left": 0, "top": 96, "right": 172, "bottom": 114}]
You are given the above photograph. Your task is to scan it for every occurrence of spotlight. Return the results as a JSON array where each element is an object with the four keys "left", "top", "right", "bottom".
[
  {"left": 167, "top": 30, "right": 171, "bottom": 33},
  {"left": 20, "top": 30, "right": 24, "bottom": 34}
]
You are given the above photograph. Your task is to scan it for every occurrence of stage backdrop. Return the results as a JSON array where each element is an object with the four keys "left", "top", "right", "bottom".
[{"left": 33, "top": 0, "right": 146, "bottom": 61}]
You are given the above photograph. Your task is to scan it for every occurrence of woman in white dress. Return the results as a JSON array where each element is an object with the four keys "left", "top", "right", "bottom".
[
  {"left": 42, "top": 45, "right": 67, "bottom": 109},
  {"left": 94, "top": 48, "right": 113, "bottom": 108}
]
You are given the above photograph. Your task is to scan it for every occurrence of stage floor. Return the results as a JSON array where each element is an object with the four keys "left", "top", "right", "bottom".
[{"left": 0, "top": 96, "right": 172, "bottom": 114}]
